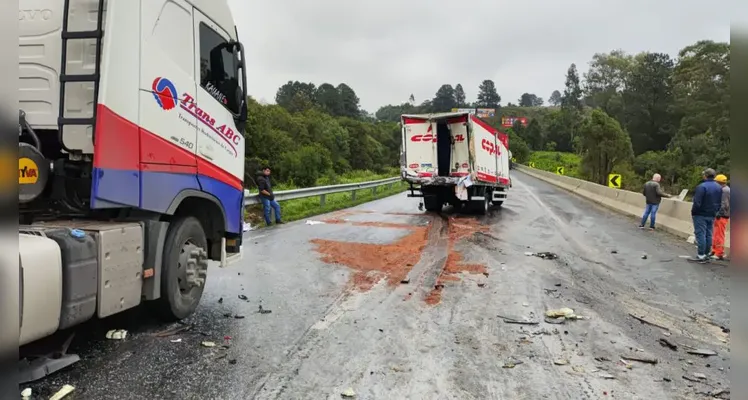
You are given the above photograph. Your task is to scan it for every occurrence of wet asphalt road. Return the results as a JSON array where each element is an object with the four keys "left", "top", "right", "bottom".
[{"left": 25, "top": 171, "right": 730, "bottom": 400}]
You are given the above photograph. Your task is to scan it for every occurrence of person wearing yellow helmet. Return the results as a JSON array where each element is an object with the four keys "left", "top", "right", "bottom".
[{"left": 710, "top": 174, "right": 730, "bottom": 260}]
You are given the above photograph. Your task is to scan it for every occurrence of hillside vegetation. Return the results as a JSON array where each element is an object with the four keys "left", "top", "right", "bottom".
[{"left": 245, "top": 39, "right": 729, "bottom": 198}]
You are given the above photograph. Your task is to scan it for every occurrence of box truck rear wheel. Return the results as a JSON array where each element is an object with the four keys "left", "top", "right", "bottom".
[
  {"left": 156, "top": 216, "right": 209, "bottom": 321},
  {"left": 473, "top": 196, "right": 489, "bottom": 215},
  {"left": 423, "top": 195, "right": 442, "bottom": 212}
]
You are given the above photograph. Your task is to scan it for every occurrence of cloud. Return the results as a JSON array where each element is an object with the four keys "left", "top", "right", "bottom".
[{"left": 228, "top": 0, "right": 735, "bottom": 112}]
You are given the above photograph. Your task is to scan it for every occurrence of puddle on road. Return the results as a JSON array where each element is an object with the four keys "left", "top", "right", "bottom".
[{"left": 311, "top": 211, "right": 492, "bottom": 305}]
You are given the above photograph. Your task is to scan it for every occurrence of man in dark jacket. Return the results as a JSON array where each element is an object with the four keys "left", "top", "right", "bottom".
[
  {"left": 639, "top": 173, "right": 671, "bottom": 230},
  {"left": 690, "top": 168, "right": 723, "bottom": 262},
  {"left": 256, "top": 167, "right": 283, "bottom": 227}
]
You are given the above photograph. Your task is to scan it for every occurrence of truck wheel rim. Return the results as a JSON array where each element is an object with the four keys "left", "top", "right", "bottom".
[{"left": 177, "top": 240, "right": 207, "bottom": 293}]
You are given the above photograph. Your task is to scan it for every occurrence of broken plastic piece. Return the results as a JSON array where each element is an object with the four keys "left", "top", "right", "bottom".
[
  {"left": 306, "top": 220, "right": 325, "bottom": 225},
  {"left": 201, "top": 341, "right": 216, "bottom": 347},
  {"left": 553, "top": 359, "right": 569, "bottom": 365},
  {"left": 105, "top": 329, "right": 127, "bottom": 340},
  {"left": 49, "top": 384, "right": 75, "bottom": 400},
  {"left": 341, "top": 387, "right": 356, "bottom": 398},
  {"left": 170, "top": 339, "right": 182, "bottom": 343},
  {"left": 20, "top": 388, "right": 31, "bottom": 399}
]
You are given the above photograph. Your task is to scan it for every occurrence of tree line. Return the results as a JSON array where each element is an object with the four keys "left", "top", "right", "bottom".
[
  {"left": 243, "top": 81, "right": 400, "bottom": 188},
  {"left": 245, "top": 38, "right": 728, "bottom": 194},
  {"left": 372, "top": 39, "right": 729, "bottom": 193}
]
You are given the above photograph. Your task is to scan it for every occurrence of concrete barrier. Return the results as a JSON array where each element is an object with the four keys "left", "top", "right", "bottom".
[{"left": 516, "top": 165, "right": 730, "bottom": 253}]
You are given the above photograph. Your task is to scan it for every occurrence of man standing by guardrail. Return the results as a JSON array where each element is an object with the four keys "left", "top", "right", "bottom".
[
  {"left": 257, "top": 166, "right": 284, "bottom": 227},
  {"left": 639, "top": 173, "right": 671, "bottom": 230},
  {"left": 689, "top": 168, "right": 722, "bottom": 263},
  {"left": 709, "top": 174, "right": 730, "bottom": 260}
]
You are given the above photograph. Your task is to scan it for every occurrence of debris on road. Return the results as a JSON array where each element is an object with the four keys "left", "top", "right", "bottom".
[
  {"left": 628, "top": 313, "right": 670, "bottom": 331},
  {"left": 525, "top": 251, "right": 558, "bottom": 260},
  {"left": 234, "top": 315, "right": 246, "bottom": 319},
  {"left": 201, "top": 341, "right": 216, "bottom": 348},
  {"left": 546, "top": 308, "right": 575, "bottom": 318},
  {"left": 498, "top": 314, "right": 539, "bottom": 325},
  {"left": 686, "top": 348, "right": 717, "bottom": 357},
  {"left": 503, "top": 359, "right": 524, "bottom": 368},
  {"left": 258, "top": 305, "right": 272, "bottom": 314},
  {"left": 621, "top": 355, "right": 658, "bottom": 364},
  {"left": 341, "top": 387, "right": 356, "bottom": 398},
  {"left": 238, "top": 294, "right": 249, "bottom": 301},
  {"left": 170, "top": 339, "right": 182, "bottom": 343},
  {"left": 218, "top": 297, "right": 223, "bottom": 303},
  {"left": 20, "top": 388, "right": 31, "bottom": 399},
  {"left": 553, "top": 359, "right": 569, "bottom": 366},
  {"left": 598, "top": 372, "right": 616, "bottom": 380},
  {"left": 49, "top": 384, "right": 75, "bottom": 400},
  {"left": 105, "top": 329, "right": 128, "bottom": 340},
  {"left": 154, "top": 324, "right": 191, "bottom": 337},
  {"left": 658, "top": 338, "right": 678, "bottom": 351},
  {"left": 682, "top": 373, "right": 708, "bottom": 383},
  {"left": 306, "top": 220, "right": 325, "bottom": 225},
  {"left": 641, "top": 254, "right": 648, "bottom": 259}
]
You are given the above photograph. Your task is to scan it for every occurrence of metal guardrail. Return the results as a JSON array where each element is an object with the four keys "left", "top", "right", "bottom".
[{"left": 243, "top": 177, "right": 402, "bottom": 206}]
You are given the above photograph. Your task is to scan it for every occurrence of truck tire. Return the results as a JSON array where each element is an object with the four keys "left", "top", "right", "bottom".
[
  {"left": 156, "top": 216, "right": 209, "bottom": 321},
  {"left": 423, "top": 195, "right": 442, "bottom": 212},
  {"left": 473, "top": 196, "right": 489, "bottom": 215}
]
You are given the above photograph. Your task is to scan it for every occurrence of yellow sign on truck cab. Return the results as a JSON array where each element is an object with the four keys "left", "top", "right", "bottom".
[{"left": 19, "top": 157, "right": 39, "bottom": 184}]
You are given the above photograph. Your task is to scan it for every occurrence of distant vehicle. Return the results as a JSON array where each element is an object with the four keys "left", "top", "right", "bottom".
[
  {"left": 400, "top": 112, "right": 511, "bottom": 214},
  {"left": 17, "top": 0, "right": 247, "bottom": 382}
]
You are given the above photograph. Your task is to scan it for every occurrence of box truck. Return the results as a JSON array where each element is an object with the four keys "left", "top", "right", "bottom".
[{"left": 400, "top": 112, "right": 511, "bottom": 214}]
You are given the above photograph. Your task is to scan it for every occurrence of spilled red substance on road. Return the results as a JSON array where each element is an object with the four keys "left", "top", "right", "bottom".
[
  {"left": 425, "top": 217, "right": 491, "bottom": 306},
  {"left": 310, "top": 211, "right": 492, "bottom": 304},
  {"left": 310, "top": 224, "right": 429, "bottom": 291}
]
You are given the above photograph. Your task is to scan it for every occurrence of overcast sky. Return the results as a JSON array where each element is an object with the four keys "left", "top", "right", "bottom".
[{"left": 227, "top": 0, "right": 735, "bottom": 113}]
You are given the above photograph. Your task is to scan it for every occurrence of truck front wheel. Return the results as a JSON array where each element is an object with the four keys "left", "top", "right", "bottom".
[{"left": 157, "top": 216, "right": 209, "bottom": 321}]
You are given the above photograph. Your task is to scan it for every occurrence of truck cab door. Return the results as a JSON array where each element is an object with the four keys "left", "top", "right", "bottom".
[
  {"left": 139, "top": 0, "right": 198, "bottom": 166},
  {"left": 192, "top": 10, "right": 244, "bottom": 191}
]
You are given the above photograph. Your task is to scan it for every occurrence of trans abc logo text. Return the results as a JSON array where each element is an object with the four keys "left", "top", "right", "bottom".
[{"left": 151, "top": 77, "right": 242, "bottom": 156}]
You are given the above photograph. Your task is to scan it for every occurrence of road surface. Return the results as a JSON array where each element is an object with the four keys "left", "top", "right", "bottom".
[{"left": 25, "top": 171, "right": 730, "bottom": 400}]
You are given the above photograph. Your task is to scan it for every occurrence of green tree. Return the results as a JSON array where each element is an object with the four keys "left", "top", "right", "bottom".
[
  {"left": 279, "top": 144, "right": 333, "bottom": 187},
  {"left": 582, "top": 50, "right": 634, "bottom": 121},
  {"left": 337, "top": 83, "right": 361, "bottom": 118},
  {"left": 578, "top": 109, "right": 634, "bottom": 185},
  {"left": 622, "top": 52, "right": 678, "bottom": 154},
  {"left": 477, "top": 79, "right": 501, "bottom": 108},
  {"left": 524, "top": 118, "right": 544, "bottom": 150},
  {"left": 454, "top": 84, "right": 466, "bottom": 107},
  {"left": 505, "top": 129, "right": 530, "bottom": 163},
  {"left": 432, "top": 84, "right": 457, "bottom": 112},
  {"left": 315, "top": 83, "right": 342, "bottom": 116},
  {"left": 548, "top": 90, "right": 562, "bottom": 106},
  {"left": 518, "top": 93, "right": 543, "bottom": 107},
  {"left": 275, "top": 81, "right": 316, "bottom": 113},
  {"left": 561, "top": 63, "right": 584, "bottom": 112}
]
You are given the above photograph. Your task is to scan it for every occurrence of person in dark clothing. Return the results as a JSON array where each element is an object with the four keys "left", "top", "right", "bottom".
[
  {"left": 639, "top": 173, "right": 671, "bottom": 230},
  {"left": 256, "top": 167, "right": 283, "bottom": 226},
  {"left": 690, "top": 168, "right": 723, "bottom": 262}
]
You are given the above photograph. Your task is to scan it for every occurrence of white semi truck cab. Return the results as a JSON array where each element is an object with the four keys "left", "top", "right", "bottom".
[{"left": 17, "top": 0, "right": 248, "bottom": 382}]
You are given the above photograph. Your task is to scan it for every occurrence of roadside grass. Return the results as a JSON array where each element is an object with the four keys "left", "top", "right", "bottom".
[
  {"left": 528, "top": 151, "right": 583, "bottom": 178},
  {"left": 245, "top": 180, "right": 408, "bottom": 227}
]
